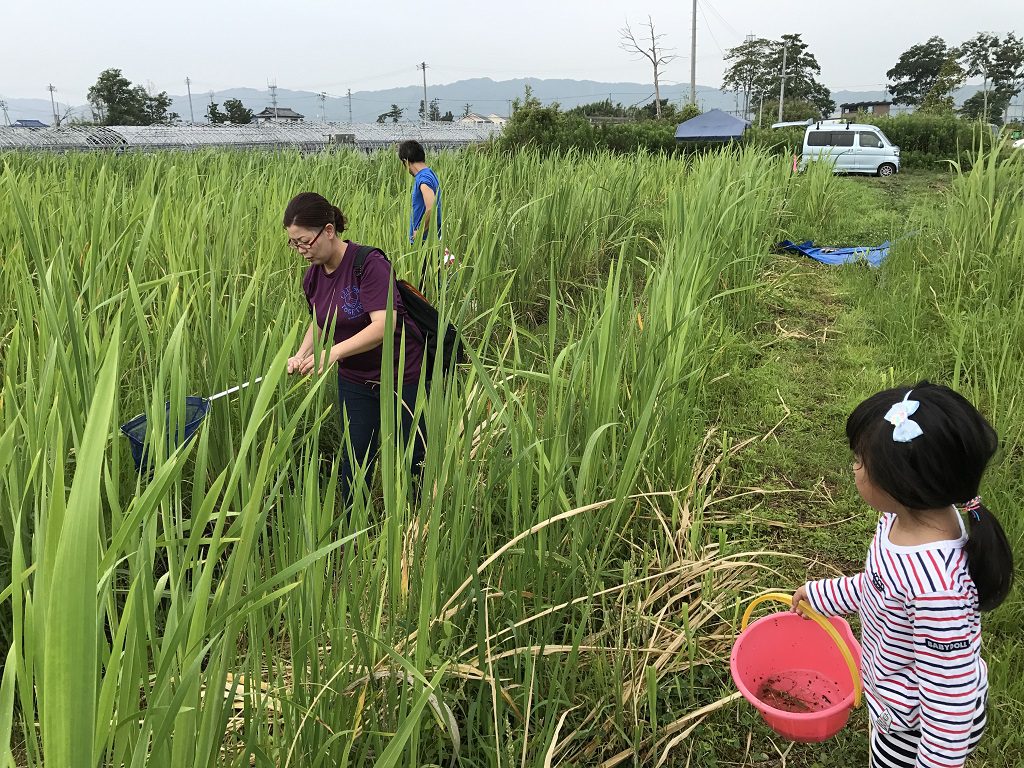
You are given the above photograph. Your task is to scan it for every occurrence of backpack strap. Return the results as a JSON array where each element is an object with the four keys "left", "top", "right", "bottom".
[
  {"left": 351, "top": 244, "right": 421, "bottom": 340},
  {"left": 352, "top": 243, "right": 381, "bottom": 281}
]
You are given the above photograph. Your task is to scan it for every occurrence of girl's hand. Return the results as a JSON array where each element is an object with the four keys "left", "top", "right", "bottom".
[{"left": 791, "top": 584, "right": 811, "bottom": 618}]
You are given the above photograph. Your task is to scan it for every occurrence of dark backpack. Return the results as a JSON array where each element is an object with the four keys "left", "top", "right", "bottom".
[{"left": 353, "top": 245, "right": 464, "bottom": 379}]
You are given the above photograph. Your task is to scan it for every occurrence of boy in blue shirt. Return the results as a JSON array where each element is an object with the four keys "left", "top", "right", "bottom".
[{"left": 399, "top": 140, "right": 442, "bottom": 244}]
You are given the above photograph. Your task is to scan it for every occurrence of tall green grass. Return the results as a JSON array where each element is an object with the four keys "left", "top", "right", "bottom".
[{"left": 2, "top": 146, "right": 798, "bottom": 766}]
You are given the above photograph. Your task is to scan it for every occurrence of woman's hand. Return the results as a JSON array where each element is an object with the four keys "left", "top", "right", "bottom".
[
  {"left": 791, "top": 584, "right": 811, "bottom": 618},
  {"left": 287, "top": 355, "right": 310, "bottom": 375},
  {"left": 288, "top": 349, "right": 342, "bottom": 375},
  {"left": 316, "top": 348, "right": 341, "bottom": 374}
]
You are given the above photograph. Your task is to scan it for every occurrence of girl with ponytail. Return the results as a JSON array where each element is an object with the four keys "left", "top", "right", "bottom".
[{"left": 790, "top": 381, "right": 1013, "bottom": 767}]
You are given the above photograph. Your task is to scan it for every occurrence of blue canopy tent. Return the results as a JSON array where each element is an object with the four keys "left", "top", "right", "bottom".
[{"left": 674, "top": 109, "right": 750, "bottom": 142}]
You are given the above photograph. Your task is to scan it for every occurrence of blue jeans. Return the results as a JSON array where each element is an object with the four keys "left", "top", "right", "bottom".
[{"left": 337, "top": 377, "right": 427, "bottom": 503}]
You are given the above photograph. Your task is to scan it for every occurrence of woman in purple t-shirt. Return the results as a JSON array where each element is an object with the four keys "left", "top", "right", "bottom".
[{"left": 283, "top": 192, "right": 426, "bottom": 502}]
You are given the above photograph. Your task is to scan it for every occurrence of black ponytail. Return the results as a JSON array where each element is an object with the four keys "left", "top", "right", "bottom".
[
  {"left": 848, "top": 381, "right": 1014, "bottom": 611},
  {"left": 283, "top": 192, "right": 346, "bottom": 233},
  {"left": 963, "top": 501, "right": 1015, "bottom": 611}
]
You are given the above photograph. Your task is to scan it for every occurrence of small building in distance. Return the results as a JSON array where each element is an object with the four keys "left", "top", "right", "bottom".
[
  {"left": 458, "top": 112, "right": 506, "bottom": 126},
  {"left": 252, "top": 107, "right": 304, "bottom": 124},
  {"left": 839, "top": 101, "right": 891, "bottom": 118},
  {"left": 13, "top": 119, "right": 48, "bottom": 128}
]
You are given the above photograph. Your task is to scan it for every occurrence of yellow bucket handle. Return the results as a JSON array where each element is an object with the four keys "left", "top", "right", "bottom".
[{"left": 741, "top": 592, "right": 862, "bottom": 708}]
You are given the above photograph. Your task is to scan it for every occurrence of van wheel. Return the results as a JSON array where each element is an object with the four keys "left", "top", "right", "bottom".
[{"left": 877, "top": 163, "right": 897, "bottom": 177}]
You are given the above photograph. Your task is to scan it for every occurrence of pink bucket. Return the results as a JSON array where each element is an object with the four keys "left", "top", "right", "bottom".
[{"left": 731, "top": 593, "right": 863, "bottom": 743}]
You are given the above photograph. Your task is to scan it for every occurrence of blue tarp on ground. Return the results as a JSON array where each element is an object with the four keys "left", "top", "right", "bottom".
[
  {"left": 775, "top": 239, "right": 890, "bottom": 268},
  {"left": 674, "top": 109, "right": 750, "bottom": 141}
]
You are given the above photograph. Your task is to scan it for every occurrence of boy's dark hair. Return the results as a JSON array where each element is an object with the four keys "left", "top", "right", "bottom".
[
  {"left": 398, "top": 140, "right": 426, "bottom": 164},
  {"left": 282, "top": 192, "right": 346, "bottom": 233},
  {"left": 847, "top": 380, "right": 1013, "bottom": 611}
]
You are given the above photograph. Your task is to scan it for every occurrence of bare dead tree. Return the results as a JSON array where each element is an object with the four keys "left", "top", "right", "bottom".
[{"left": 619, "top": 16, "right": 678, "bottom": 119}]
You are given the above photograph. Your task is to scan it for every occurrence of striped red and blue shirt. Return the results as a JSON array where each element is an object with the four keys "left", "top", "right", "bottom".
[{"left": 805, "top": 511, "right": 986, "bottom": 768}]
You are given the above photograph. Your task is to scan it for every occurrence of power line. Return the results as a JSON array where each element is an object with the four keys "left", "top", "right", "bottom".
[
  {"left": 699, "top": 0, "right": 741, "bottom": 38},
  {"left": 696, "top": 1, "right": 724, "bottom": 56}
]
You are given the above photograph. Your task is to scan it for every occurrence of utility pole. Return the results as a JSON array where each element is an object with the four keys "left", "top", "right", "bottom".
[
  {"left": 742, "top": 34, "right": 756, "bottom": 119},
  {"left": 47, "top": 84, "right": 60, "bottom": 126},
  {"left": 689, "top": 0, "right": 697, "bottom": 104},
  {"left": 269, "top": 81, "right": 278, "bottom": 119},
  {"left": 758, "top": 92, "right": 764, "bottom": 128},
  {"left": 777, "top": 41, "right": 788, "bottom": 123},
  {"left": 0, "top": 99, "right": 9, "bottom": 126},
  {"left": 418, "top": 61, "right": 428, "bottom": 122},
  {"left": 319, "top": 91, "right": 327, "bottom": 122},
  {"left": 185, "top": 77, "right": 195, "bottom": 124},
  {"left": 347, "top": 88, "right": 352, "bottom": 123}
]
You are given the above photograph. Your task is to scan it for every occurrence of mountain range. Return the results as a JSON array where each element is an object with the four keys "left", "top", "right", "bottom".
[{"left": 4, "top": 76, "right": 984, "bottom": 126}]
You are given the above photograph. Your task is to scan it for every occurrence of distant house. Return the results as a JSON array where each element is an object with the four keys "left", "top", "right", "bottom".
[
  {"left": 840, "top": 101, "right": 891, "bottom": 118},
  {"left": 457, "top": 112, "right": 494, "bottom": 126},
  {"left": 252, "top": 107, "right": 304, "bottom": 123},
  {"left": 485, "top": 113, "right": 507, "bottom": 126},
  {"left": 13, "top": 119, "right": 48, "bottom": 128}
]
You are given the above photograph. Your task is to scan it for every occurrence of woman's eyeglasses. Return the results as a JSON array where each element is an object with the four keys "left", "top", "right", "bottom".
[{"left": 287, "top": 225, "right": 327, "bottom": 252}]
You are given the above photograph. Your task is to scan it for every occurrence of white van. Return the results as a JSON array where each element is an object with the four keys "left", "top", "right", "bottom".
[{"left": 800, "top": 121, "right": 900, "bottom": 176}]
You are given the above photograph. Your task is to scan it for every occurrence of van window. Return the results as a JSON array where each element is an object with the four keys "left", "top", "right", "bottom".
[
  {"left": 858, "top": 132, "right": 882, "bottom": 148},
  {"left": 807, "top": 131, "right": 855, "bottom": 147}
]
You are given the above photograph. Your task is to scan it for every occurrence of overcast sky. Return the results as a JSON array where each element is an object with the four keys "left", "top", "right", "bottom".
[{"left": 2, "top": 0, "right": 1022, "bottom": 105}]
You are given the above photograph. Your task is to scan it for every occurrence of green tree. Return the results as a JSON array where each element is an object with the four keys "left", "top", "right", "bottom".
[
  {"left": 510, "top": 85, "right": 542, "bottom": 115},
  {"left": 222, "top": 98, "right": 253, "bottom": 124},
  {"left": 886, "top": 36, "right": 953, "bottom": 106},
  {"left": 418, "top": 98, "right": 442, "bottom": 121},
  {"left": 959, "top": 32, "right": 1003, "bottom": 122},
  {"left": 376, "top": 104, "right": 404, "bottom": 123},
  {"left": 959, "top": 90, "right": 1012, "bottom": 124},
  {"left": 87, "top": 68, "right": 145, "bottom": 124},
  {"left": 721, "top": 34, "right": 833, "bottom": 119},
  {"left": 440, "top": 110, "right": 454, "bottom": 122},
  {"left": 760, "top": 98, "right": 822, "bottom": 123},
  {"left": 918, "top": 56, "right": 965, "bottom": 115},
  {"left": 995, "top": 33, "right": 1024, "bottom": 123},
  {"left": 206, "top": 101, "right": 228, "bottom": 124},
  {"left": 960, "top": 33, "right": 1024, "bottom": 123},
  {"left": 568, "top": 99, "right": 628, "bottom": 118},
  {"left": 86, "top": 69, "right": 177, "bottom": 125},
  {"left": 144, "top": 91, "right": 177, "bottom": 124},
  {"left": 722, "top": 36, "right": 773, "bottom": 117}
]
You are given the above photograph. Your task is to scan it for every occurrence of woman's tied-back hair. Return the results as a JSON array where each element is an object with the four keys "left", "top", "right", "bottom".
[
  {"left": 847, "top": 380, "right": 1013, "bottom": 611},
  {"left": 283, "top": 192, "right": 346, "bottom": 234}
]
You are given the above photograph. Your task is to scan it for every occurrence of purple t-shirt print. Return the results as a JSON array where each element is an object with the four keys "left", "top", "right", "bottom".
[
  {"left": 302, "top": 241, "right": 425, "bottom": 385},
  {"left": 337, "top": 285, "right": 364, "bottom": 318}
]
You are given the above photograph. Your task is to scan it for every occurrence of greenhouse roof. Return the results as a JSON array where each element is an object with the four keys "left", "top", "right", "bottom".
[{"left": 0, "top": 122, "right": 502, "bottom": 152}]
